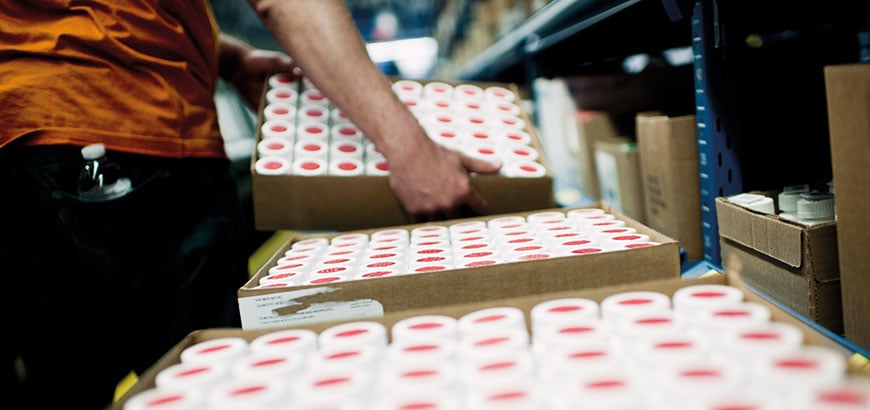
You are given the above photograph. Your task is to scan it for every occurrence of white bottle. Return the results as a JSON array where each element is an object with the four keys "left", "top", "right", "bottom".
[
  {"left": 777, "top": 184, "right": 811, "bottom": 221},
  {"left": 794, "top": 191, "right": 837, "bottom": 226},
  {"left": 77, "top": 143, "right": 132, "bottom": 201}
]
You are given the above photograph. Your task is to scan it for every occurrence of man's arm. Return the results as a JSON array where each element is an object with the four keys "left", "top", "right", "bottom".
[
  {"left": 217, "top": 33, "right": 298, "bottom": 109},
  {"left": 245, "top": 0, "right": 501, "bottom": 221}
]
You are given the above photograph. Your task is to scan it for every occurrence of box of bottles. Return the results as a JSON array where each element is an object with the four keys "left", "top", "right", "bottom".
[
  {"left": 113, "top": 271, "right": 870, "bottom": 410},
  {"left": 237, "top": 203, "right": 680, "bottom": 331},
  {"left": 716, "top": 190, "right": 841, "bottom": 334},
  {"left": 250, "top": 74, "right": 555, "bottom": 231}
]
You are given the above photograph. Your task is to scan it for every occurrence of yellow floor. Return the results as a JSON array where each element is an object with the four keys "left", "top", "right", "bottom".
[{"left": 248, "top": 230, "right": 297, "bottom": 277}]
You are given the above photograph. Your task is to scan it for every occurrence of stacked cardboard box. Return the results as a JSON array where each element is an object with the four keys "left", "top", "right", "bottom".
[
  {"left": 113, "top": 272, "right": 870, "bottom": 410},
  {"left": 238, "top": 203, "right": 680, "bottom": 330},
  {"left": 717, "top": 193, "right": 842, "bottom": 333},
  {"left": 825, "top": 63, "right": 870, "bottom": 350},
  {"left": 251, "top": 76, "right": 555, "bottom": 231},
  {"left": 637, "top": 113, "right": 703, "bottom": 260}
]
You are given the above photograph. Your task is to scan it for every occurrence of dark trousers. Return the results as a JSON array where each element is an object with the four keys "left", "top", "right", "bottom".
[{"left": 1, "top": 145, "right": 250, "bottom": 409}]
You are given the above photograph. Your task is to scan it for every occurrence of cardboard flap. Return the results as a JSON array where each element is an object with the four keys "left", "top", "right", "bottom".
[{"left": 716, "top": 197, "right": 803, "bottom": 268}]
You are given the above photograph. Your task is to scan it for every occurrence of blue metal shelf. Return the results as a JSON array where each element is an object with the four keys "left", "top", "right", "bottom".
[{"left": 690, "top": 1, "right": 742, "bottom": 268}]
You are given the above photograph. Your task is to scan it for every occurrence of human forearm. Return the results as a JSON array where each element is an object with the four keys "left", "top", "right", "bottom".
[
  {"left": 245, "top": 0, "right": 429, "bottom": 161},
  {"left": 217, "top": 32, "right": 296, "bottom": 109}
]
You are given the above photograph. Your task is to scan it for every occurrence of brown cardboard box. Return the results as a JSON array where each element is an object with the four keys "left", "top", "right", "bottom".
[
  {"left": 238, "top": 203, "right": 680, "bottom": 330},
  {"left": 570, "top": 110, "right": 618, "bottom": 199},
  {"left": 594, "top": 137, "right": 646, "bottom": 223},
  {"left": 637, "top": 114, "right": 703, "bottom": 260},
  {"left": 251, "top": 80, "right": 555, "bottom": 232},
  {"left": 825, "top": 63, "right": 870, "bottom": 350},
  {"left": 112, "top": 271, "right": 869, "bottom": 410},
  {"left": 716, "top": 195, "right": 842, "bottom": 333},
  {"left": 562, "top": 65, "right": 695, "bottom": 137}
]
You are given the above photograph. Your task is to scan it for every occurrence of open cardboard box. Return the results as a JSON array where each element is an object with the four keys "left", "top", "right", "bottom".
[
  {"left": 238, "top": 202, "right": 681, "bottom": 330},
  {"left": 251, "top": 79, "right": 556, "bottom": 231},
  {"left": 113, "top": 271, "right": 869, "bottom": 409},
  {"left": 716, "top": 194, "right": 842, "bottom": 334}
]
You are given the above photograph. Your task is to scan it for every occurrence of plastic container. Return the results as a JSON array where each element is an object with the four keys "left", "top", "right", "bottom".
[
  {"left": 777, "top": 184, "right": 811, "bottom": 219},
  {"left": 460, "top": 350, "right": 536, "bottom": 388},
  {"left": 123, "top": 387, "right": 204, "bottom": 410},
  {"left": 300, "top": 88, "right": 329, "bottom": 107},
  {"left": 307, "top": 344, "right": 382, "bottom": 371},
  {"left": 297, "top": 104, "right": 330, "bottom": 123},
  {"left": 329, "top": 158, "right": 365, "bottom": 176},
  {"left": 179, "top": 337, "right": 249, "bottom": 366},
  {"left": 291, "top": 368, "right": 371, "bottom": 405},
  {"left": 532, "top": 317, "right": 612, "bottom": 351},
  {"left": 496, "top": 129, "right": 533, "bottom": 146},
  {"left": 77, "top": 143, "right": 133, "bottom": 201},
  {"left": 250, "top": 328, "right": 318, "bottom": 356},
  {"left": 207, "top": 378, "right": 288, "bottom": 410},
  {"left": 794, "top": 191, "right": 837, "bottom": 225},
  {"left": 263, "top": 102, "right": 297, "bottom": 122},
  {"left": 484, "top": 86, "right": 517, "bottom": 103},
  {"left": 294, "top": 138, "right": 328, "bottom": 160},
  {"left": 422, "top": 81, "right": 454, "bottom": 99},
  {"left": 254, "top": 156, "right": 291, "bottom": 175},
  {"left": 392, "top": 80, "right": 424, "bottom": 97},
  {"left": 231, "top": 352, "right": 304, "bottom": 380},
  {"left": 501, "top": 161, "right": 547, "bottom": 178},
  {"left": 391, "top": 315, "right": 458, "bottom": 343},
  {"left": 365, "top": 158, "right": 390, "bottom": 176},
  {"left": 376, "top": 361, "right": 457, "bottom": 395},
  {"left": 265, "top": 86, "right": 298, "bottom": 105},
  {"left": 267, "top": 72, "right": 298, "bottom": 89},
  {"left": 260, "top": 119, "right": 295, "bottom": 140},
  {"left": 256, "top": 137, "right": 293, "bottom": 158},
  {"left": 458, "top": 307, "right": 526, "bottom": 336},
  {"left": 330, "top": 140, "right": 364, "bottom": 160},
  {"left": 319, "top": 321, "right": 389, "bottom": 351},
  {"left": 154, "top": 361, "right": 230, "bottom": 392},
  {"left": 599, "top": 291, "right": 671, "bottom": 322},
  {"left": 296, "top": 121, "right": 329, "bottom": 140},
  {"left": 728, "top": 193, "right": 775, "bottom": 215},
  {"left": 353, "top": 267, "right": 402, "bottom": 280},
  {"left": 291, "top": 157, "right": 327, "bottom": 176},
  {"left": 672, "top": 284, "right": 745, "bottom": 323},
  {"left": 454, "top": 83, "right": 485, "bottom": 101},
  {"left": 530, "top": 298, "right": 600, "bottom": 333},
  {"left": 331, "top": 123, "right": 365, "bottom": 144}
]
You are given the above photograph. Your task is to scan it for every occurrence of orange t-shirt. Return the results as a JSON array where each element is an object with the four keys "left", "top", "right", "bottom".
[{"left": 0, "top": 0, "right": 226, "bottom": 159}]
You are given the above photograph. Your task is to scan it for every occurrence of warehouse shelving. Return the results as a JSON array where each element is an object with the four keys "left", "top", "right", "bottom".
[
  {"left": 443, "top": 0, "right": 866, "bottom": 269},
  {"left": 439, "top": 0, "right": 868, "bottom": 357}
]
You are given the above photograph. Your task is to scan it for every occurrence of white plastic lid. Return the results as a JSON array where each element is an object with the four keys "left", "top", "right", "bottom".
[
  {"left": 123, "top": 387, "right": 203, "bottom": 410},
  {"left": 319, "top": 320, "right": 389, "bottom": 351},
  {"left": 154, "top": 361, "right": 230, "bottom": 391},
  {"left": 179, "top": 337, "right": 249, "bottom": 365},
  {"left": 208, "top": 378, "right": 287, "bottom": 410},
  {"left": 250, "top": 328, "right": 318, "bottom": 356},
  {"left": 778, "top": 184, "right": 811, "bottom": 213},
  {"left": 81, "top": 143, "right": 106, "bottom": 160},
  {"left": 797, "top": 191, "right": 836, "bottom": 220},
  {"left": 729, "top": 193, "right": 776, "bottom": 215}
]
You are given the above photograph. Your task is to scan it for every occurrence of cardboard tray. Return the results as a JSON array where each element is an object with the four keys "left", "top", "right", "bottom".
[
  {"left": 251, "top": 79, "right": 556, "bottom": 231},
  {"left": 112, "top": 271, "right": 870, "bottom": 409},
  {"left": 716, "top": 194, "right": 842, "bottom": 333},
  {"left": 238, "top": 202, "right": 681, "bottom": 330}
]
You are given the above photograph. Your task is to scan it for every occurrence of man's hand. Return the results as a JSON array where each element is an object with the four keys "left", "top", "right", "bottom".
[
  {"left": 218, "top": 34, "right": 299, "bottom": 110},
  {"left": 387, "top": 141, "right": 502, "bottom": 222}
]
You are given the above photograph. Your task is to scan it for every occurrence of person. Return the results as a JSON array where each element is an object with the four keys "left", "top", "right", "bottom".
[{"left": 0, "top": 0, "right": 502, "bottom": 408}]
